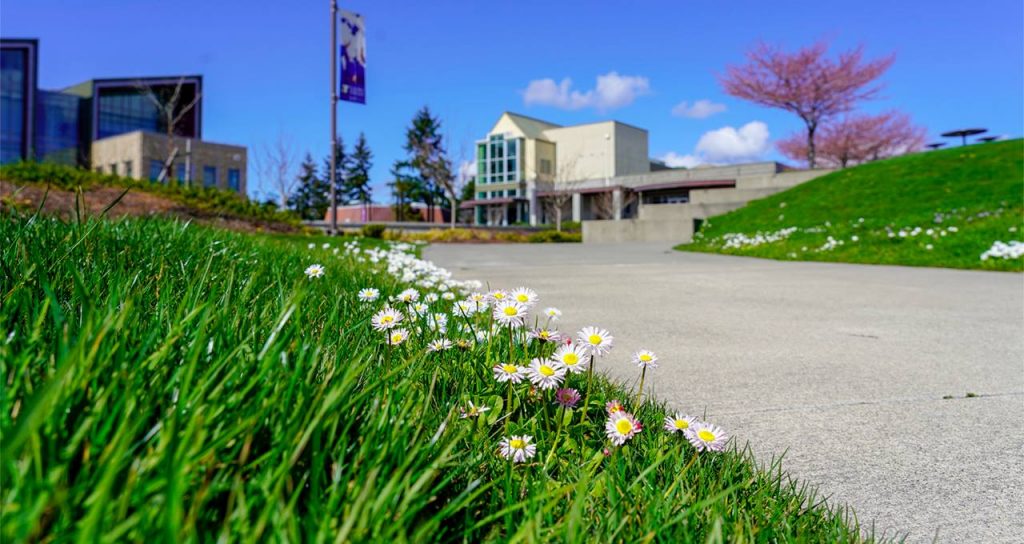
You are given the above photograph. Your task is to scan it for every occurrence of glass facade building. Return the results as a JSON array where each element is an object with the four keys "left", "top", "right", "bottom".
[
  {"left": 476, "top": 134, "right": 522, "bottom": 185},
  {"left": 34, "top": 90, "right": 81, "bottom": 164},
  {"left": 1, "top": 40, "right": 36, "bottom": 165}
]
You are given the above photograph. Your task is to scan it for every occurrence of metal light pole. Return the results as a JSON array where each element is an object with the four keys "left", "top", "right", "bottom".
[{"left": 329, "top": 0, "right": 339, "bottom": 233}]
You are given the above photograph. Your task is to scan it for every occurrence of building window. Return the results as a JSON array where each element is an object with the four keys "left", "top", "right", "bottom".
[
  {"left": 203, "top": 165, "right": 217, "bottom": 188},
  {"left": 507, "top": 189, "right": 517, "bottom": 197},
  {"left": 477, "top": 192, "right": 486, "bottom": 199},
  {"left": 108, "top": 163, "right": 117, "bottom": 175},
  {"left": 227, "top": 168, "right": 240, "bottom": 191},
  {"left": 176, "top": 163, "right": 187, "bottom": 184},
  {"left": 149, "top": 159, "right": 163, "bottom": 181},
  {"left": 476, "top": 134, "right": 522, "bottom": 185},
  {"left": 123, "top": 160, "right": 133, "bottom": 179},
  {"left": 1, "top": 46, "right": 28, "bottom": 164},
  {"left": 540, "top": 158, "right": 552, "bottom": 175}
]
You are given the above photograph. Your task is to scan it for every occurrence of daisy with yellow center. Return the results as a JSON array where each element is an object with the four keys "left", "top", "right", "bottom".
[
  {"left": 684, "top": 421, "right": 729, "bottom": 452},
  {"left": 371, "top": 308, "right": 404, "bottom": 331},
  {"left": 525, "top": 358, "right": 566, "bottom": 390},
  {"left": 492, "top": 363, "right": 526, "bottom": 384},
  {"left": 459, "top": 401, "right": 490, "bottom": 419},
  {"left": 488, "top": 290, "right": 508, "bottom": 303},
  {"left": 387, "top": 328, "right": 410, "bottom": 346},
  {"left": 605, "top": 400, "right": 626, "bottom": 415},
  {"left": 663, "top": 413, "right": 696, "bottom": 434},
  {"left": 304, "top": 264, "right": 325, "bottom": 279},
  {"left": 357, "top": 288, "right": 379, "bottom": 302},
  {"left": 543, "top": 307, "right": 562, "bottom": 321},
  {"left": 632, "top": 349, "right": 658, "bottom": 369},
  {"left": 510, "top": 287, "right": 539, "bottom": 306},
  {"left": 426, "top": 338, "right": 452, "bottom": 352},
  {"left": 498, "top": 435, "right": 537, "bottom": 463},
  {"left": 578, "top": 326, "right": 614, "bottom": 356},
  {"left": 527, "top": 328, "right": 562, "bottom": 343},
  {"left": 605, "top": 411, "right": 642, "bottom": 446},
  {"left": 551, "top": 343, "right": 589, "bottom": 374},
  {"left": 493, "top": 300, "right": 528, "bottom": 327}
]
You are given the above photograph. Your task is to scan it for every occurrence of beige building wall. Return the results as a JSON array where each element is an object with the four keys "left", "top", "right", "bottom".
[{"left": 91, "top": 131, "right": 247, "bottom": 195}]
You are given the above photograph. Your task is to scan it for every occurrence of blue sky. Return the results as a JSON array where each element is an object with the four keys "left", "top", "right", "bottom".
[{"left": 3, "top": 0, "right": 1022, "bottom": 201}]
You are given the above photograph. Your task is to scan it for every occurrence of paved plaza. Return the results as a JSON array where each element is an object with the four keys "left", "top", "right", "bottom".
[{"left": 425, "top": 243, "right": 1024, "bottom": 543}]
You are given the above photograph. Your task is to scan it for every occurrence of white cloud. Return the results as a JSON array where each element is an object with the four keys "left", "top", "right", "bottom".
[
  {"left": 658, "top": 152, "right": 703, "bottom": 168},
  {"left": 671, "top": 99, "right": 727, "bottom": 119},
  {"left": 660, "top": 121, "right": 771, "bottom": 168},
  {"left": 522, "top": 72, "right": 650, "bottom": 112},
  {"left": 695, "top": 121, "right": 770, "bottom": 162},
  {"left": 458, "top": 160, "right": 475, "bottom": 181}
]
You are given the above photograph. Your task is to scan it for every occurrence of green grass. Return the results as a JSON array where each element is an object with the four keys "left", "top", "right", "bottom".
[
  {"left": 679, "top": 139, "right": 1024, "bottom": 271},
  {"left": 2, "top": 212, "right": 874, "bottom": 542}
]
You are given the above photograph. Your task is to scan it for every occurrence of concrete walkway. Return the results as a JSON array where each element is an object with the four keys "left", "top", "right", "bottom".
[{"left": 425, "top": 243, "right": 1024, "bottom": 543}]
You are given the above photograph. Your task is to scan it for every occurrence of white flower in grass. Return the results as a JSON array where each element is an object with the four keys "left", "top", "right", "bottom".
[
  {"left": 528, "top": 328, "right": 562, "bottom": 343},
  {"left": 427, "top": 313, "right": 448, "bottom": 333},
  {"left": 386, "top": 328, "right": 410, "bottom": 346},
  {"left": 488, "top": 290, "right": 509, "bottom": 303},
  {"left": 525, "top": 358, "right": 566, "bottom": 390},
  {"left": 441, "top": 292, "right": 456, "bottom": 301},
  {"left": 307, "top": 243, "right": 315, "bottom": 249},
  {"left": 304, "top": 264, "right": 325, "bottom": 279},
  {"left": 357, "top": 288, "right": 380, "bottom": 302},
  {"left": 426, "top": 338, "right": 453, "bottom": 352},
  {"left": 371, "top": 308, "right": 404, "bottom": 331},
  {"left": 321, "top": 243, "right": 331, "bottom": 249},
  {"left": 424, "top": 293, "right": 440, "bottom": 303},
  {"left": 469, "top": 292, "right": 488, "bottom": 305},
  {"left": 551, "top": 343, "right": 589, "bottom": 374},
  {"left": 493, "top": 363, "right": 526, "bottom": 384},
  {"left": 605, "top": 411, "right": 642, "bottom": 446},
  {"left": 510, "top": 287, "right": 539, "bottom": 306},
  {"left": 578, "top": 326, "right": 614, "bottom": 356},
  {"left": 455, "top": 300, "right": 476, "bottom": 316},
  {"left": 684, "top": 421, "right": 729, "bottom": 452},
  {"left": 498, "top": 435, "right": 537, "bottom": 463},
  {"left": 493, "top": 300, "right": 528, "bottom": 328},
  {"left": 543, "top": 307, "right": 562, "bottom": 321},
  {"left": 459, "top": 401, "right": 490, "bottom": 419},
  {"left": 632, "top": 349, "right": 658, "bottom": 369},
  {"left": 664, "top": 413, "right": 696, "bottom": 434},
  {"left": 412, "top": 302, "right": 430, "bottom": 316},
  {"left": 396, "top": 288, "right": 420, "bottom": 303}
]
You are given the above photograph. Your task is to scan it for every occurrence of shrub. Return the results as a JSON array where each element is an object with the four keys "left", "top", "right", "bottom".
[
  {"left": 527, "top": 230, "right": 582, "bottom": 243},
  {"left": 361, "top": 223, "right": 387, "bottom": 238}
]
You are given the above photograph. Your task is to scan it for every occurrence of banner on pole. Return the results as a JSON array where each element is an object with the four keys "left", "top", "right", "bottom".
[{"left": 340, "top": 10, "right": 366, "bottom": 104}]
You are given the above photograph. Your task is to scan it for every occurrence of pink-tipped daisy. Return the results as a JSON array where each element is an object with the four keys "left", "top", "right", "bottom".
[
  {"left": 493, "top": 363, "right": 526, "bottom": 384},
  {"left": 578, "top": 326, "right": 614, "bottom": 356},
  {"left": 605, "top": 399, "right": 626, "bottom": 415},
  {"left": 605, "top": 411, "right": 642, "bottom": 446},
  {"left": 525, "top": 358, "right": 566, "bottom": 390},
  {"left": 663, "top": 413, "right": 696, "bottom": 434},
  {"left": 510, "top": 287, "right": 539, "bottom": 306},
  {"left": 371, "top": 308, "right": 404, "bottom": 331},
  {"left": 551, "top": 343, "right": 589, "bottom": 374},
  {"left": 493, "top": 300, "right": 528, "bottom": 328},
  {"left": 498, "top": 435, "right": 537, "bottom": 463},
  {"left": 527, "top": 328, "right": 562, "bottom": 343},
  {"left": 553, "top": 388, "right": 581, "bottom": 408},
  {"left": 684, "top": 421, "right": 729, "bottom": 452}
]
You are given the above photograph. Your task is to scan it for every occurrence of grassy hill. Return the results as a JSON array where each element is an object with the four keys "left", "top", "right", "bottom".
[{"left": 680, "top": 139, "right": 1024, "bottom": 271}]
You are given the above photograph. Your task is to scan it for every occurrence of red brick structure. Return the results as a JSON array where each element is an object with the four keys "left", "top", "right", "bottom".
[{"left": 324, "top": 204, "right": 447, "bottom": 224}]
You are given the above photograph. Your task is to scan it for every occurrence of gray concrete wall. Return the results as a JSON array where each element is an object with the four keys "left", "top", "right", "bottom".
[{"left": 583, "top": 216, "right": 695, "bottom": 243}]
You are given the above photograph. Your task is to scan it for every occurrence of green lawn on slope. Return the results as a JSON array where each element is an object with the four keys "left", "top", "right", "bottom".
[
  {"left": 679, "top": 139, "right": 1024, "bottom": 271},
  {"left": 1, "top": 214, "right": 872, "bottom": 542}
]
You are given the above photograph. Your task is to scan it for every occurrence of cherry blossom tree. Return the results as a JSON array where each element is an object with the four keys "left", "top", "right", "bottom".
[
  {"left": 777, "top": 111, "right": 926, "bottom": 168},
  {"left": 720, "top": 41, "right": 895, "bottom": 168}
]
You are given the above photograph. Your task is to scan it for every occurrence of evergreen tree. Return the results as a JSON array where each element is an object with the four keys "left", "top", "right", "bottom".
[
  {"left": 388, "top": 160, "right": 421, "bottom": 222},
  {"left": 403, "top": 106, "right": 451, "bottom": 222},
  {"left": 322, "top": 138, "right": 353, "bottom": 209},
  {"left": 344, "top": 133, "right": 374, "bottom": 219},
  {"left": 288, "top": 153, "right": 331, "bottom": 221}
]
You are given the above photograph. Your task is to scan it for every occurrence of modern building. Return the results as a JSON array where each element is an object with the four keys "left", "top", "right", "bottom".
[
  {"left": 463, "top": 112, "right": 831, "bottom": 242},
  {"left": 0, "top": 38, "right": 245, "bottom": 195}
]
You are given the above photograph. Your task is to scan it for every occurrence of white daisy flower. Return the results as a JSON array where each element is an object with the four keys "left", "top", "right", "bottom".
[
  {"left": 684, "top": 421, "right": 729, "bottom": 452},
  {"left": 396, "top": 288, "right": 420, "bottom": 303},
  {"left": 357, "top": 288, "right": 380, "bottom": 302},
  {"left": 424, "top": 293, "right": 440, "bottom": 303},
  {"left": 459, "top": 401, "right": 490, "bottom": 419},
  {"left": 427, "top": 313, "right": 448, "bottom": 332},
  {"left": 525, "top": 358, "right": 566, "bottom": 390},
  {"left": 663, "top": 413, "right": 696, "bottom": 434},
  {"left": 493, "top": 300, "right": 528, "bottom": 327},
  {"left": 307, "top": 243, "right": 315, "bottom": 249},
  {"left": 488, "top": 290, "right": 509, "bottom": 303},
  {"left": 386, "top": 328, "right": 410, "bottom": 346},
  {"left": 493, "top": 363, "right": 525, "bottom": 384},
  {"left": 527, "top": 328, "right": 561, "bottom": 343},
  {"left": 469, "top": 292, "right": 488, "bottom": 304},
  {"left": 321, "top": 243, "right": 331, "bottom": 249},
  {"left": 510, "top": 287, "right": 539, "bottom": 306},
  {"left": 412, "top": 302, "right": 430, "bottom": 316},
  {"left": 441, "top": 292, "right": 456, "bottom": 301},
  {"left": 550, "top": 343, "right": 589, "bottom": 374},
  {"left": 578, "top": 326, "right": 614, "bottom": 356},
  {"left": 455, "top": 300, "right": 476, "bottom": 316},
  {"left": 426, "top": 338, "right": 453, "bottom": 352},
  {"left": 371, "top": 308, "right": 404, "bottom": 331},
  {"left": 543, "top": 307, "right": 562, "bottom": 321},
  {"left": 632, "top": 349, "right": 658, "bottom": 369},
  {"left": 304, "top": 264, "right": 325, "bottom": 279},
  {"left": 498, "top": 435, "right": 537, "bottom": 463},
  {"left": 605, "top": 411, "right": 642, "bottom": 446}
]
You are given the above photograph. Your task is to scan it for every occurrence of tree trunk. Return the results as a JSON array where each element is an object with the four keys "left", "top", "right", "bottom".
[
  {"left": 450, "top": 193, "right": 456, "bottom": 229},
  {"left": 555, "top": 207, "right": 562, "bottom": 232},
  {"left": 806, "top": 123, "right": 817, "bottom": 169}
]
